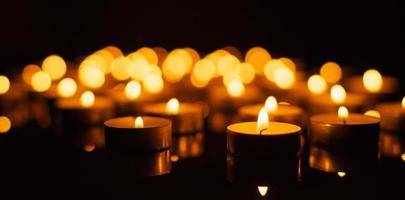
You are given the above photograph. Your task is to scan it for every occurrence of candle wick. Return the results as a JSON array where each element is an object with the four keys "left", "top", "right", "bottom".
[{"left": 259, "top": 128, "right": 267, "bottom": 135}]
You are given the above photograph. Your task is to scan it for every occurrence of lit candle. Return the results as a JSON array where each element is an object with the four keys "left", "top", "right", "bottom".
[
  {"left": 55, "top": 91, "right": 114, "bottom": 126},
  {"left": 104, "top": 116, "right": 172, "bottom": 152},
  {"left": 375, "top": 97, "right": 405, "bottom": 133},
  {"left": 309, "top": 106, "right": 380, "bottom": 147},
  {"left": 142, "top": 98, "right": 206, "bottom": 134},
  {"left": 345, "top": 69, "right": 398, "bottom": 95},
  {"left": 238, "top": 96, "right": 304, "bottom": 126}
]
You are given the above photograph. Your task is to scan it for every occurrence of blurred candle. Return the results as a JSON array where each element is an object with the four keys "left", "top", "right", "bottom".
[{"left": 375, "top": 97, "right": 405, "bottom": 133}]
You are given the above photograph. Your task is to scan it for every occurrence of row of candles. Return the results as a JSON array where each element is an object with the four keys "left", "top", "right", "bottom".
[{"left": 0, "top": 45, "right": 404, "bottom": 195}]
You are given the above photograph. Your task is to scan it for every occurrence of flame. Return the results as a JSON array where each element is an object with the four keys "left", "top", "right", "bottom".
[
  {"left": 143, "top": 73, "right": 164, "bottom": 94},
  {"left": 80, "top": 91, "right": 95, "bottom": 107},
  {"left": 32, "top": 71, "right": 52, "bottom": 92},
  {"left": 134, "top": 116, "right": 144, "bottom": 128},
  {"left": 320, "top": 62, "right": 342, "bottom": 84},
  {"left": 0, "top": 75, "right": 10, "bottom": 94},
  {"left": 307, "top": 74, "right": 327, "bottom": 94},
  {"left": 22, "top": 64, "right": 41, "bottom": 85},
  {"left": 401, "top": 154, "right": 405, "bottom": 162},
  {"left": 363, "top": 69, "right": 383, "bottom": 93},
  {"left": 402, "top": 97, "right": 405, "bottom": 109},
  {"left": 57, "top": 78, "right": 77, "bottom": 98},
  {"left": 330, "top": 84, "right": 346, "bottom": 104},
  {"left": 42, "top": 55, "right": 66, "bottom": 80},
  {"left": 78, "top": 63, "right": 105, "bottom": 89},
  {"left": 125, "top": 80, "right": 141, "bottom": 100},
  {"left": 257, "top": 107, "right": 269, "bottom": 133},
  {"left": 258, "top": 186, "right": 268, "bottom": 197},
  {"left": 337, "top": 172, "right": 346, "bottom": 177},
  {"left": 338, "top": 106, "right": 349, "bottom": 121},
  {"left": 166, "top": 98, "right": 180, "bottom": 114},
  {"left": 226, "top": 79, "right": 245, "bottom": 97},
  {"left": 274, "top": 66, "right": 295, "bottom": 89},
  {"left": 0, "top": 116, "right": 11, "bottom": 134},
  {"left": 364, "top": 110, "right": 380, "bottom": 118},
  {"left": 264, "top": 96, "right": 278, "bottom": 113}
]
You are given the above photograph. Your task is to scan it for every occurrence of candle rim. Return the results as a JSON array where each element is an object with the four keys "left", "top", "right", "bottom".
[
  {"left": 104, "top": 116, "right": 171, "bottom": 129},
  {"left": 227, "top": 121, "right": 301, "bottom": 136},
  {"left": 144, "top": 102, "right": 203, "bottom": 115},
  {"left": 56, "top": 96, "right": 113, "bottom": 109},
  {"left": 311, "top": 113, "right": 380, "bottom": 126},
  {"left": 239, "top": 103, "right": 302, "bottom": 116}
]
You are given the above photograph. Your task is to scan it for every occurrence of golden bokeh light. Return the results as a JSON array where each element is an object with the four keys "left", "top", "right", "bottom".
[
  {"left": 330, "top": 84, "right": 346, "bottom": 104},
  {"left": 192, "top": 59, "right": 216, "bottom": 82},
  {"left": 402, "top": 96, "right": 405, "bottom": 109},
  {"left": 110, "top": 56, "right": 131, "bottom": 81},
  {"left": 184, "top": 47, "right": 200, "bottom": 66},
  {"left": 0, "top": 75, "right": 10, "bottom": 94},
  {"left": 80, "top": 91, "right": 95, "bottom": 107},
  {"left": 274, "top": 66, "right": 295, "bottom": 89},
  {"left": 245, "top": 47, "right": 271, "bottom": 75},
  {"left": 363, "top": 69, "right": 383, "bottom": 93},
  {"left": 137, "top": 47, "right": 158, "bottom": 65},
  {"left": 125, "top": 80, "right": 141, "bottom": 100},
  {"left": 134, "top": 116, "right": 144, "bottom": 128},
  {"left": 41, "top": 55, "right": 67, "bottom": 80},
  {"left": 257, "top": 107, "right": 269, "bottom": 133},
  {"left": 162, "top": 49, "right": 192, "bottom": 82},
  {"left": 401, "top": 154, "right": 405, "bottom": 162},
  {"left": 22, "top": 64, "right": 41, "bottom": 85},
  {"left": 338, "top": 106, "right": 349, "bottom": 121},
  {"left": 226, "top": 79, "right": 245, "bottom": 97},
  {"left": 104, "top": 45, "right": 123, "bottom": 58},
  {"left": 265, "top": 96, "right": 278, "bottom": 113},
  {"left": 153, "top": 47, "right": 168, "bottom": 66},
  {"left": 258, "top": 186, "right": 268, "bottom": 197},
  {"left": 94, "top": 49, "right": 114, "bottom": 70},
  {"left": 128, "top": 56, "right": 150, "bottom": 81},
  {"left": 57, "top": 78, "right": 77, "bottom": 98},
  {"left": 307, "top": 74, "right": 327, "bottom": 94},
  {"left": 78, "top": 64, "right": 105, "bottom": 89},
  {"left": 143, "top": 74, "right": 164, "bottom": 94},
  {"left": 190, "top": 74, "right": 209, "bottom": 88},
  {"left": 222, "top": 71, "right": 241, "bottom": 86},
  {"left": 84, "top": 54, "right": 109, "bottom": 74},
  {"left": 84, "top": 144, "right": 96, "bottom": 152},
  {"left": 337, "top": 172, "right": 346, "bottom": 178},
  {"left": 264, "top": 59, "right": 285, "bottom": 82},
  {"left": 166, "top": 98, "right": 180, "bottom": 114},
  {"left": 31, "top": 71, "right": 52, "bottom": 92},
  {"left": 320, "top": 62, "right": 342, "bottom": 84},
  {"left": 364, "top": 110, "right": 380, "bottom": 118},
  {"left": 0, "top": 116, "right": 11, "bottom": 133},
  {"left": 238, "top": 63, "right": 255, "bottom": 84},
  {"left": 280, "top": 57, "right": 296, "bottom": 72},
  {"left": 217, "top": 54, "right": 240, "bottom": 76}
]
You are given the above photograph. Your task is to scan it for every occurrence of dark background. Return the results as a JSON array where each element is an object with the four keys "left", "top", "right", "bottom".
[{"left": 1, "top": 0, "right": 403, "bottom": 75}]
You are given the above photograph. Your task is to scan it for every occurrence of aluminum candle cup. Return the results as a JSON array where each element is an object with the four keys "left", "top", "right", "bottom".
[
  {"left": 238, "top": 104, "right": 304, "bottom": 126},
  {"left": 309, "top": 113, "right": 380, "bottom": 148},
  {"left": 376, "top": 101, "right": 405, "bottom": 133},
  {"left": 104, "top": 116, "right": 172, "bottom": 153}
]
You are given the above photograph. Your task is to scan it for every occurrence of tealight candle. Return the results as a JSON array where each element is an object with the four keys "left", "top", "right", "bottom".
[
  {"left": 104, "top": 116, "right": 172, "bottom": 153},
  {"left": 227, "top": 108, "right": 301, "bottom": 157},
  {"left": 310, "top": 106, "right": 380, "bottom": 147},
  {"left": 238, "top": 96, "right": 304, "bottom": 126},
  {"left": 143, "top": 98, "right": 206, "bottom": 134},
  {"left": 345, "top": 69, "right": 399, "bottom": 95},
  {"left": 56, "top": 91, "right": 114, "bottom": 126},
  {"left": 375, "top": 97, "right": 405, "bottom": 133}
]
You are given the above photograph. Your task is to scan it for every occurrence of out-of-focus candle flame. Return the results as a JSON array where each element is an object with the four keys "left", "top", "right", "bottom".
[
  {"left": 401, "top": 154, "right": 405, "bottom": 162},
  {"left": 0, "top": 75, "right": 10, "bottom": 94},
  {"left": 338, "top": 106, "right": 349, "bottom": 122},
  {"left": 134, "top": 116, "right": 144, "bottom": 128},
  {"left": 401, "top": 97, "right": 405, "bottom": 109},
  {"left": 264, "top": 59, "right": 284, "bottom": 82},
  {"left": 170, "top": 155, "right": 180, "bottom": 162},
  {"left": 111, "top": 56, "right": 131, "bottom": 81},
  {"left": 57, "top": 78, "right": 77, "bottom": 98},
  {"left": 274, "top": 66, "right": 295, "bottom": 89},
  {"left": 166, "top": 98, "right": 180, "bottom": 114},
  {"left": 32, "top": 71, "right": 52, "bottom": 92},
  {"left": 0, "top": 116, "right": 11, "bottom": 134},
  {"left": 239, "top": 63, "right": 255, "bottom": 84},
  {"left": 307, "top": 74, "right": 327, "bottom": 94},
  {"left": 80, "top": 91, "right": 95, "bottom": 107},
  {"left": 258, "top": 186, "right": 268, "bottom": 197},
  {"left": 364, "top": 110, "right": 380, "bottom": 118},
  {"left": 337, "top": 172, "right": 346, "bottom": 177},
  {"left": 137, "top": 47, "right": 158, "bottom": 65},
  {"left": 320, "top": 62, "right": 342, "bottom": 84},
  {"left": 226, "top": 79, "right": 245, "bottom": 97},
  {"left": 125, "top": 80, "right": 141, "bottom": 100},
  {"left": 42, "top": 55, "right": 67, "bottom": 80},
  {"left": 22, "top": 64, "right": 41, "bottom": 85},
  {"left": 363, "top": 69, "right": 383, "bottom": 93},
  {"left": 257, "top": 107, "right": 269, "bottom": 133},
  {"left": 84, "top": 144, "right": 95, "bottom": 152},
  {"left": 245, "top": 47, "right": 271, "bottom": 75},
  {"left": 264, "top": 96, "right": 278, "bottom": 113},
  {"left": 143, "top": 74, "right": 164, "bottom": 94},
  {"left": 78, "top": 63, "right": 105, "bottom": 89},
  {"left": 331, "top": 84, "right": 346, "bottom": 104}
]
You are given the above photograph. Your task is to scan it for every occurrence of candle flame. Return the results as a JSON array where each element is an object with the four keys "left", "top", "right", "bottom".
[
  {"left": 264, "top": 96, "right": 278, "bottom": 113},
  {"left": 402, "top": 97, "right": 405, "bottom": 109},
  {"left": 0, "top": 116, "right": 11, "bottom": 134},
  {"left": 307, "top": 74, "right": 327, "bottom": 94},
  {"left": 32, "top": 71, "right": 52, "bottom": 92},
  {"left": 257, "top": 107, "right": 269, "bottom": 133},
  {"left": 274, "top": 66, "right": 295, "bottom": 89},
  {"left": 0, "top": 75, "right": 10, "bottom": 95},
  {"left": 42, "top": 55, "right": 66, "bottom": 80},
  {"left": 57, "top": 78, "right": 77, "bottom": 98},
  {"left": 331, "top": 84, "right": 346, "bottom": 104},
  {"left": 258, "top": 186, "right": 268, "bottom": 197},
  {"left": 337, "top": 172, "right": 346, "bottom": 178},
  {"left": 125, "top": 80, "right": 141, "bottom": 100},
  {"left": 320, "top": 61, "right": 342, "bottom": 84},
  {"left": 167, "top": 98, "right": 180, "bottom": 114},
  {"left": 401, "top": 154, "right": 405, "bottom": 162},
  {"left": 134, "top": 116, "right": 144, "bottom": 128},
  {"left": 364, "top": 110, "right": 380, "bottom": 118},
  {"left": 226, "top": 79, "right": 245, "bottom": 97},
  {"left": 363, "top": 69, "right": 383, "bottom": 93},
  {"left": 338, "top": 106, "right": 349, "bottom": 121},
  {"left": 80, "top": 91, "right": 95, "bottom": 107}
]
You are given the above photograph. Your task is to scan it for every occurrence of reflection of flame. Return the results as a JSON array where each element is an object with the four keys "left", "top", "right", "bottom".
[
  {"left": 166, "top": 98, "right": 180, "bottom": 114},
  {"left": 264, "top": 96, "right": 278, "bottom": 113},
  {"left": 135, "top": 116, "right": 144, "bottom": 128},
  {"left": 258, "top": 186, "right": 268, "bottom": 197},
  {"left": 257, "top": 108, "right": 269, "bottom": 133},
  {"left": 80, "top": 91, "right": 95, "bottom": 107},
  {"left": 337, "top": 172, "right": 346, "bottom": 177},
  {"left": 401, "top": 154, "right": 405, "bottom": 162},
  {"left": 330, "top": 84, "right": 346, "bottom": 104},
  {"left": 170, "top": 155, "right": 179, "bottom": 162},
  {"left": 84, "top": 144, "right": 96, "bottom": 152},
  {"left": 338, "top": 106, "right": 349, "bottom": 121},
  {"left": 363, "top": 69, "right": 383, "bottom": 93},
  {"left": 364, "top": 110, "right": 380, "bottom": 118},
  {"left": 402, "top": 97, "right": 405, "bottom": 109}
]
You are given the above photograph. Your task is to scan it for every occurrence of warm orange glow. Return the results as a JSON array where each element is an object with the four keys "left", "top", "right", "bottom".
[
  {"left": 0, "top": 75, "right": 10, "bottom": 94},
  {"left": 190, "top": 74, "right": 209, "bottom": 88},
  {"left": 0, "top": 116, "right": 11, "bottom": 133},
  {"left": 143, "top": 74, "right": 164, "bottom": 94},
  {"left": 320, "top": 62, "right": 342, "bottom": 84},
  {"left": 265, "top": 96, "right": 278, "bottom": 113},
  {"left": 42, "top": 55, "right": 67, "bottom": 80},
  {"left": 338, "top": 106, "right": 349, "bottom": 121},
  {"left": 84, "top": 144, "right": 96, "bottom": 152},
  {"left": 128, "top": 56, "right": 150, "bottom": 81},
  {"left": 193, "top": 59, "right": 216, "bottom": 82},
  {"left": 245, "top": 47, "right": 271, "bottom": 74},
  {"left": 222, "top": 72, "right": 241, "bottom": 86},
  {"left": 257, "top": 107, "right": 269, "bottom": 133},
  {"left": 83, "top": 54, "right": 109, "bottom": 74},
  {"left": 166, "top": 98, "right": 180, "bottom": 114},
  {"left": 162, "top": 49, "right": 192, "bottom": 82},
  {"left": 307, "top": 75, "right": 327, "bottom": 94},
  {"left": 57, "top": 78, "right": 77, "bottom": 98},
  {"left": 217, "top": 54, "right": 240, "bottom": 76},
  {"left": 104, "top": 46, "right": 123, "bottom": 58},
  {"left": 184, "top": 47, "right": 200, "bottom": 66},
  {"left": 280, "top": 57, "right": 296, "bottom": 72},
  {"left": 402, "top": 97, "right": 405, "bottom": 109},
  {"left": 134, "top": 116, "right": 144, "bottom": 128},
  {"left": 110, "top": 56, "right": 131, "bottom": 81},
  {"left": 80, "top": 91, "right": 95, "bottom": 107},
  {"left": 94, "top": 49, "right": 114, "bottom": 71},
  {"left": 258, "top": 186, "right": 268, "bottom": 197},
  {"left": 264, "top": 59, "right": 284, "bottom": 82},
  {"left": 125, "top": 80, "right": 141, "bottom": 100},
  {"left": 274, "top": 66, "right": 295, "bottom": 89},
  {"left": 239, "top": 63, "right": 255, "bottom": 84},
  {"left": 363, "top": 69, "right": 383, "bottom": 93},
  {"left": 32, "top": 71, "right": 52, "bottom": 92},
  {"left": 364, "top": 110, "right": 380, "bottom": 118},
  {"left": 226, "top": 79, "right": 245, "bottom": 97},
  {"left": 136, "top": 47, "right": 158, "bottom": 65},
  {"left": 401, "top": 154, "right": 405, "bottom": 162},
  {"left": 170, "top": 155, "right": 180, "bottom": 162},
  {"left": 78, "top": 63, "right": 105, "bottom": 89},
  {"left": 330, "top": 84, "right": 346, "bottom": 104},
  {"left": 337, "top": 172, "right": 346, "bottom": 178},
  {"left": 22, "top": 64, "right": 41, "bottom": 85}
]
